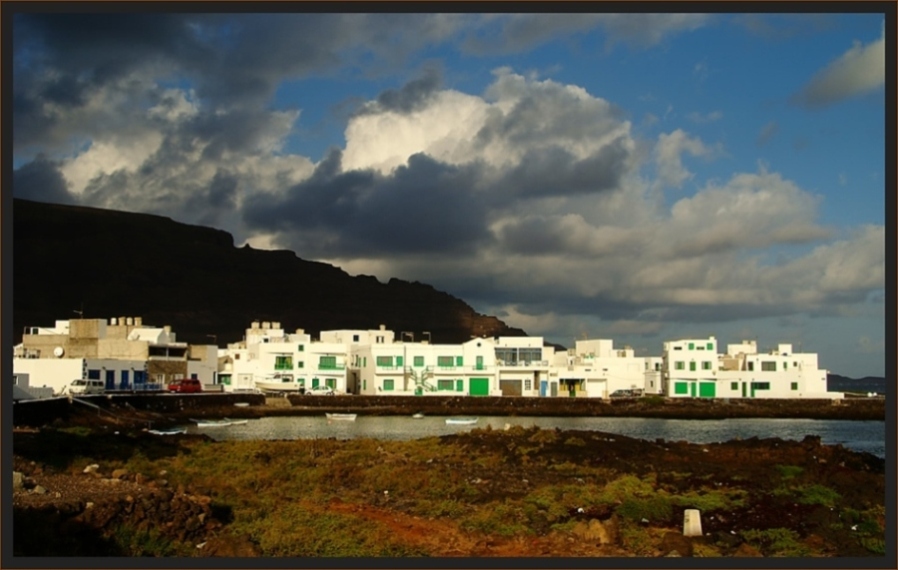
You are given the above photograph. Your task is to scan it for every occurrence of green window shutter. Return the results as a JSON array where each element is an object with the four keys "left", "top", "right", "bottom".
[
  {"left": 791, "top": 382, "right": 798, "bottom": 390},
  {"left": 730, "top": 382, "right": 738, "bottom": 390},
  {"left": 414, "top": 356, "right": 424, "bottom": 367},
  {"left": 383, "top": 379, "right": 394, "bottom": 391},
  {"left": 376, "top": 356, "right": 393, "bottom": 367},
  {"left": 438, "top": 356, "right": 453, "bottom": 367},
  {"left": 298, "top": 345, "right": 304, "bottom": 352},
  {"left": 312, "top": 378, "right": 320, "bottom": 388},
  {"left": 456, "top": 380, "right": 463, "bottom": 391},
  {"left": 706, "top": 343, "right": 713, "bottom": 350},
  {"left": 689, "top": 362, "right": 696, "bottom": 371},
  {"left": 363, "top": 380, "right": 366, "bottom": 390},
  {"left": 396, "top": 356, "right": 403, "bottom": 367},
  {"left": 456, "top": 356, "right": 463, "bottom": 366},
  {"left": 688, "top": 343, "right": 694, "bottom": 350}
]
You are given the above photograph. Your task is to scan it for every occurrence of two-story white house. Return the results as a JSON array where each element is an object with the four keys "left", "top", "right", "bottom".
[{"left": 661, "top": 336, "right": 721, "bottom": 398}]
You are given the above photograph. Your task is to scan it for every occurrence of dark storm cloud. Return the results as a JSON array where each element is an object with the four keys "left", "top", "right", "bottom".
[
  {"left": 12, "top": 155, "right": 78, "bottom": 205},
  {"left": 502, "top": 140, "right": 630, "bottom": 198},
  {"left": 243, "top": 150, "right": 492, "bottom": 257},
  {"left": 12, "top": 13, "right": 462, "bottom": 150},
  {"left": 358, "top": 66, "right": 443, "bottom": 115}
]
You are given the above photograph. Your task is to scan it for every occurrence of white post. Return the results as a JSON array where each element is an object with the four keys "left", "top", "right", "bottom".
[{"left": 683, "top": 509, "right": 702, "bottom": 536}]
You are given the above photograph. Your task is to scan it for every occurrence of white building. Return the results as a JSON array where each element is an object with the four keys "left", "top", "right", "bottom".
[
  {"left": 495, "top": 336, "right": 552, "bottom": 396},
  {"left": 551, "top": 339, "right": 661, "bottom": 398},
  {"left": 13, "top": 316, "right": 216, "bottom": 392},
  {"left": 355, "top": 335, "right": 499, "bottom": 396},
  {"left": 662, "top": 337, "right": 841, "bottom": 399}
]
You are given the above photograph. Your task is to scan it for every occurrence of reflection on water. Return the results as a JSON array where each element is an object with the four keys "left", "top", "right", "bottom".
[{"left": 185, "top": 416, "right": 887, "bottom": 458}]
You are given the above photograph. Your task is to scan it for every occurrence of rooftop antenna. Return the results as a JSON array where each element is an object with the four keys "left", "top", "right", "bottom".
[{"left": 73, "top": 303, "right": 84, "bottom": 319}]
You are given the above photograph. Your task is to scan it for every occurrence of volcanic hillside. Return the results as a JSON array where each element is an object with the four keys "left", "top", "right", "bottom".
[{"left": 12, "top": 199, "right": 527, "bottom": 346}]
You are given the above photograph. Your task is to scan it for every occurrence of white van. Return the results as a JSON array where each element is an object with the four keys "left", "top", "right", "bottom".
[{"left": 62, "top": 379, "right": 105, "bottom": 395}]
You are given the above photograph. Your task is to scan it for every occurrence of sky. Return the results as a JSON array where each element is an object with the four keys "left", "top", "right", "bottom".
[{"left": 9, "top": 9, "right": 890, "bottom": 378}]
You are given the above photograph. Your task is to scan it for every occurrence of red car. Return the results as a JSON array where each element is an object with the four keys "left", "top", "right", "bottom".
[{"left": 168, "top": 378, "right": 203, "bottom": 393}]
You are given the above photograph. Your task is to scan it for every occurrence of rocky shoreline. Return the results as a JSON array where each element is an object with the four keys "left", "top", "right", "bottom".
[{"left": 13, "top": 393, "right": 886, "bottom": 430}]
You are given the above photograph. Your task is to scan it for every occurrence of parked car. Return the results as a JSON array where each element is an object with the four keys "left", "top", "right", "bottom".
[
  {"left": 168, "top": 378, "right": 203, "bottom": 393},
  {"left": 306, "top": 385, "right": 335, "bottom": 395},
  {"left": 62, "top": 379, "right": 105, "bottom": 396},
  {"left": 610, "top": 389, "right": 640, "bottom": 399}
]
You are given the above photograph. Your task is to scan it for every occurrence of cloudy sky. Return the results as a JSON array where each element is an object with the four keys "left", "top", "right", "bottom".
[{"left": 11, "top": 10, "right": 888, "bottom": 377}]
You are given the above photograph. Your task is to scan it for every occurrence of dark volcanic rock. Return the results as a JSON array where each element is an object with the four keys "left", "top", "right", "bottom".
[{"left": 12, "top": 199, "right": 527, "bottom": 345}]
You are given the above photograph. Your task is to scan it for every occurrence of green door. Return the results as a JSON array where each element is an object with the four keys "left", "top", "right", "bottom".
[
  {"left": 690, "top": 382, "right": 696, "bottom": 398},
  {"left": 699, "top": 382, "right": 716, "bottom": 398},
  {"left": 741, "top": 382, "right": 746, "bottom": 398},
  {"left": 476, "top": 356, "right": 484, "bottom": 371},
  {"left": 469, "top": 378, "right": 489, "bottom": 396}
]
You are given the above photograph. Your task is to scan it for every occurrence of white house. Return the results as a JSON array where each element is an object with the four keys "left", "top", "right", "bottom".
[
  {"left": 495, "top": 336, "right": 552, "bottom": 397},
  {"left": 662, "top": 336, "right": 721, "bottom": 398},
  {"left": 715, "top": 341, "right": 838, "bottom": 399},
  {"left": 355, "top": 336, "right": 499, "bottom": 396},
  {"left": 552, "top": 340, "right": 659, "bottom": 398}
]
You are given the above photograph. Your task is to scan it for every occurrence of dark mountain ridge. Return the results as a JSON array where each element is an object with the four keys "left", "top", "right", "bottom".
[{"left": 11, "top": 199, "right": 527, "bottom": 346}]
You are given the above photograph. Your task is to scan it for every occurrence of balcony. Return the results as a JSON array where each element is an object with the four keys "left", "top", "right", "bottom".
[{"left": 318, "top": 363, "right": 345, "bottom": 370}]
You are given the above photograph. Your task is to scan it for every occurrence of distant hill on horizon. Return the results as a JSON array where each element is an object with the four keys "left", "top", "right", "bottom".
[
  {"left": 827, "top": 373, "right": 887, "bottom": 394},
  {"left": 12, "top": 198, "right": 528, "bottom": 346}
]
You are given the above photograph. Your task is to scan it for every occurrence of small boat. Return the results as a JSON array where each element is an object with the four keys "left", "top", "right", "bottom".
[
  {"left": 445, "top": 417, "right": 478, "bottom": 426},
  {"left": 191, "top": 418, "right": 233, "bottom": 428},
  {"left": 225, "top": 418, "right": 249, "bottom": 426},
  {"left": 412, "top": 413, "right": 425, "bottom": 419},
  {"left": 325, "top": 413, "right": 357, "bottom": 421},
  {"left": 148, "top": 427, "right": 187, "bottom": 436}
]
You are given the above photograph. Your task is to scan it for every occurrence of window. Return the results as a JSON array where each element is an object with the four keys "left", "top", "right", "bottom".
[
  {"left": 275, "top": 356, "right": 293, "bottom": 370},
  {"left": 673, "top": 346, "right": 682, "bottom": 351},
  {"left": 761, "top": 361, "right": 776, "bottom": 372},
  {"left": 748, "top": 362, "right": 754, "bottom": 371},
  {"left": 784, "top": 362, "right": 788, "bottom": 370},
  {"left": 674, "top": 382, "right": 689, "bottom": 394},
  {"left": 654, "top": 363, "right": 661, "bottom": 371},
  {"left": 363, "top": 380, "right": 366, "bottom": 390},
  {"left": 297, "top": 361, "right": 304, "bottom": 369},
  {"left": 319, "top": 356, "right": 337, "bottom": 369},
  {"left": 730, "top": 382, "right": 738, "bottom": 390},
  {"left": 376, "top": 336, "right": 384, "bottom": 344},
  {"left": 791, "top": 382, "right": 798, "bottom": 391},
  {"left": 456, "top": 380, "right": 463, "bottom": 391},
  {"left": 437, "top": 379, "right": 454, "bottom": 391},
  {"left": 88, "top": 369, "right": 100, "bottom": 380},
  {"left": 396, "top": 356, "right": 403, "bottom": 367},
  {"left": 688, "top": 343, "right": 694, "bottom": 350},
  {"left": 697, "top": 346, "right": 704, "bottom": 351},
  {"left": 326, "top": 378, "right": 336, "bottom": 389},
  {"left": 414, "top": 356, "right": 424, "bottom": 367},
  {"left": 298, "top": 344, "right": 304, "bottom": 352},
  {"left": 456, "top": 356, "right": 463, "bottom": 367},
  {"left": 520, "top": 348, "right": 541, "bottom": 362},
  {"left": 352, "top": 334, "right": 359, "bottom": 342},
  {"left": 689, "top": 361, "right": 696, "bottom": 371},
  {"left": 524, "top": 379, "right": 532, "bottom": 391},
  {"left": 674, "top": 361, "right": 685, "bottom": 370},
  {"left": 701, "top": 361, "right": 712, "bottom": 370},
  {"left": 707, "top": 343, "right": 714, "bottom": 351},
  {"left": 220, "top": 374, "right": 231, "bottom": 385},
  {"left": 437, "top": 356, "right": 454, "bottom": 367},
  {"left": 750, "top": 382, "right": 770, "bottom": 390},
  {"left": 376, "top": 356, "right": 393, "bottom": 367},
  {"left": 383, "top": 379, "right": 394, "bottom": 391},
  {"left": 312, "top": 378, "right": 320, "bottom": 387}
]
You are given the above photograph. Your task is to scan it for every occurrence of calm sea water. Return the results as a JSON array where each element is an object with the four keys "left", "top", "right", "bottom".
[{"left": 183, "top": 416, "right": 887, "bottom": 459}]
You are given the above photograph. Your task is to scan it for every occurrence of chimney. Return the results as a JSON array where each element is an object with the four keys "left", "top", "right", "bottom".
[
  {"left": 296, "top": 328, "right": 304, "bottom": 335},
  {"left": 262, "top": 321, "right": 271, "bottom": 330},
  {"left": 379, "top": 324, "right": 385, "bottom": 331},
  {"left": 164, "top": 325, "right": 172, "bottom": 334},
  {"left": 252, "top": 321, "right": 260, "bottom": 330},
  {"left": 126, "top": 317, "right": 134, "bottom": 326},
  {"left": 273, "top": 322, "right": 281, "bottom": 329},
  {"left": 135, "top": 317, "right": 142, "bottom": 326},
  {"left": 110, "top": 318, "right": 118, "bottom": 325}
]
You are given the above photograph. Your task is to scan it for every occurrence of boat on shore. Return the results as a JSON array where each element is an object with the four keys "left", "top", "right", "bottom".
[
  {"left": 148, "top": 427, "right": 187, "bottom": 435},
  {"left": 255, "top": 375, "right": 304, "bottom": 394},
  {"left": 412, "top": 413, "right": 425, "bottom": 419},
  {"left": 190, "top": 418, "right": 234, "bottom": 427},
  {"left": 325, "top": 413, "right": 357, "bottom": 421},
  {"left": 445, "top": 417, "right": 478, "bottom": 426}
]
